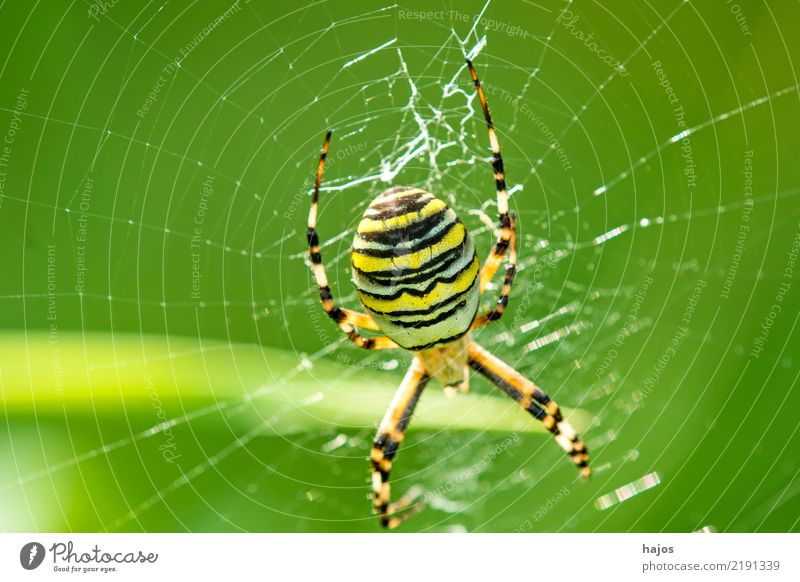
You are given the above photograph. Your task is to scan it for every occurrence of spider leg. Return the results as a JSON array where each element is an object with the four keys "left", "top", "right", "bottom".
[
  {"left": 471, "top": 213, "right": 516, "bottom": 329},
  {"left": 307, "top": 129, "right": 399, "bottom": 350},
  {"left": 467, "top": 341, "right": 590, "bottom": 477},
  {"left": 370, "top": 357, "right": 430, "bottom": 528},
  {"left": 466, "top": 59, "right": 519, "bottom": 328}
]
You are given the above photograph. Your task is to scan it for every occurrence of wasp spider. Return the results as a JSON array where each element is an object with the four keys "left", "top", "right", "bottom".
[{"left": 307, "top": 60, "right": 590, "bottom": 529}]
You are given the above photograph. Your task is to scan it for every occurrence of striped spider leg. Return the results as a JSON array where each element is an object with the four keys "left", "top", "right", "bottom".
[
  {"left": 465, "top": 58, "right": 519, "bottom": 330},
  {"left": 468, "top": 342, "right": 591, "bottom": 478},
  {"left": 307, "top": 130, "right": 399, "bottom": 350},
  {"left": 464, "top": 59, "right": 591, "bottom": 479},
  {"left": 370, "top": 356, "right": 431, "bottom": 528}
]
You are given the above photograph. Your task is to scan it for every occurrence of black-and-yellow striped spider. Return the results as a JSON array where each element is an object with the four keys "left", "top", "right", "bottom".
[{"left": 307, "top": 60, "right": 590, "bottom": 529}]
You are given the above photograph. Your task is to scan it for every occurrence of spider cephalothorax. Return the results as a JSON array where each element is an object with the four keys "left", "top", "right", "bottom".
[{"left": 306, "top": 59, "right": 590, "bottom": 529}]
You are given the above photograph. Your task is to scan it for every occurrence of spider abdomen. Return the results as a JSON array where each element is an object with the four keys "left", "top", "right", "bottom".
[{"left": 351, "top": 187, "right": 480, "bottom": 350}]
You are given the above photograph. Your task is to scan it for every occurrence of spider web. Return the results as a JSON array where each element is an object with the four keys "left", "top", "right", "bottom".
[{"left": 0, "top": 0, "right": 799, "bottom": 533}]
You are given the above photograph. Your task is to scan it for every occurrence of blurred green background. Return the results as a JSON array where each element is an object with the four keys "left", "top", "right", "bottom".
[{"left": 0, "top": 0, "right": 798, "bottom": 532}]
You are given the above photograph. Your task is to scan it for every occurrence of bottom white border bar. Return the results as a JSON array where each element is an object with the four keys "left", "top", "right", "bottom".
[{"left": 0, "top": 533, "right": 796, "bottom": 581}]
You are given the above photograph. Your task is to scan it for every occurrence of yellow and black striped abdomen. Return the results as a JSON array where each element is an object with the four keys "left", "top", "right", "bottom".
[{"left": 351, "top": 187, "right": 480, "bottom": 350}]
